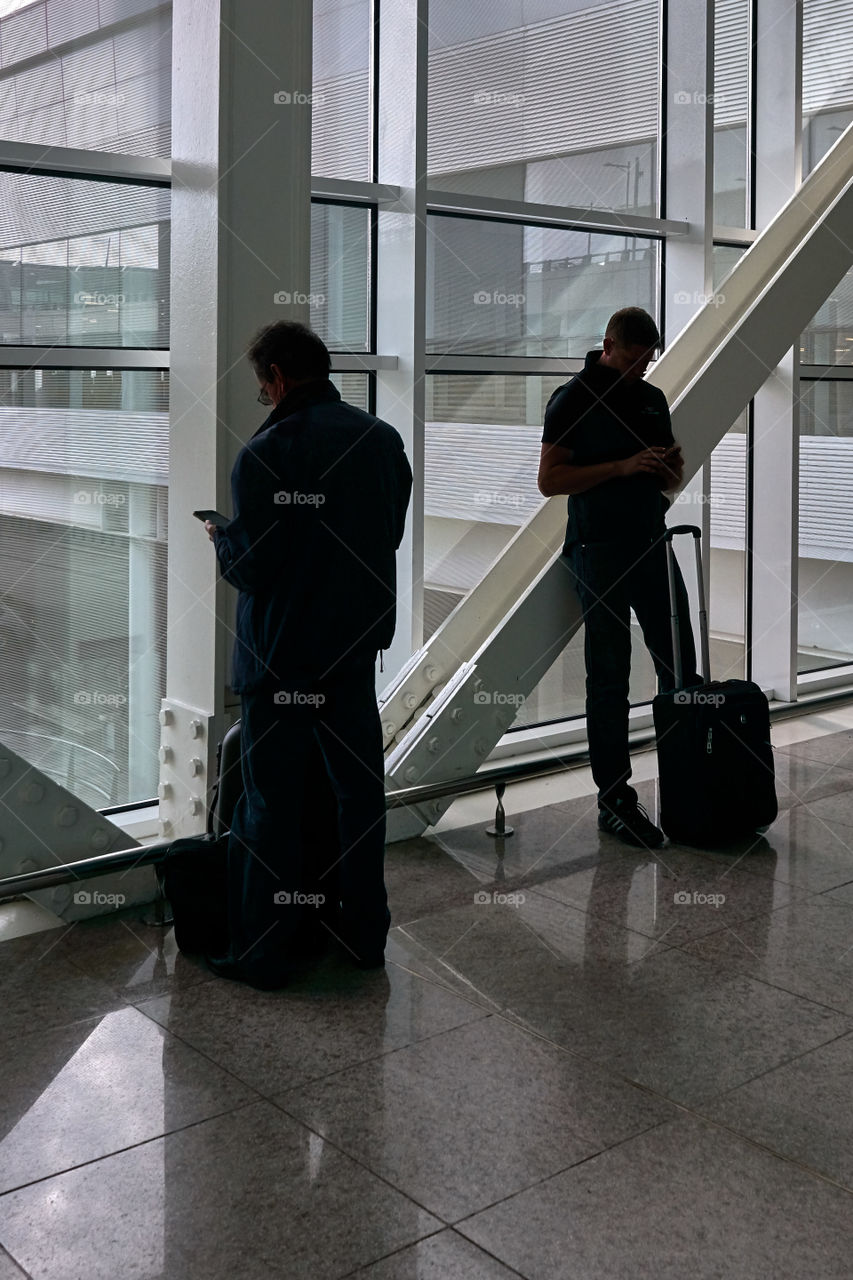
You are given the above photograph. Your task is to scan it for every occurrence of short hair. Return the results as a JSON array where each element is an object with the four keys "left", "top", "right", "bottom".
[
  {"left": 247, "top": 320, "right": 331, "bottom": 382},
  {"left": 605, "top": 307, "right": 661, "bottom": 349}
]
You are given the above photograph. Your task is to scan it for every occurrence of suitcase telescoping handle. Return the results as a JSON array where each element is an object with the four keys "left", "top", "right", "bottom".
[{"left": 663, "top": 524, "right": 711, "bottom": 691}]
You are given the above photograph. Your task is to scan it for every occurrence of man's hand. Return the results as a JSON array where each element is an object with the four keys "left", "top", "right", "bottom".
[
  {"left": 204, "top": 519, "right": 218, "bottom": 542},
  {"left": 657, "top": 444, "right": 684, "bottom": 489},
  {"left": 617, "top": 447, "right": 673, "bottom": 479}
]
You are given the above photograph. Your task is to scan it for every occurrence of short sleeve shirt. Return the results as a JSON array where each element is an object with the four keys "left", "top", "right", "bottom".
[{"left": 542, "top": 349, "right": 674, "bottom": 547}]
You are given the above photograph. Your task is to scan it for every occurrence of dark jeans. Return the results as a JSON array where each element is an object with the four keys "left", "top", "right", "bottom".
[
  {"left": 224, "top": 651, "right": 388, "bottom": 978},
  {"left": 566, "top": 535, "right": 700, "bottom": 810}
]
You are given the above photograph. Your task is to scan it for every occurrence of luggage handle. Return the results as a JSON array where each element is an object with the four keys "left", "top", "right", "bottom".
[{"left": 663, "top": 524, "right": 711, "bottom": 690}]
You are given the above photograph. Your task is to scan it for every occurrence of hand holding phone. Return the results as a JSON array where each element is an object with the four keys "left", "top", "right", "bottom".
[{"left": 193, "top": 509, "right": 228, "bottom": 527}]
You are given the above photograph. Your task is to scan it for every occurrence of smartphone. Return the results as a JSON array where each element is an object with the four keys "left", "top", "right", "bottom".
[{"left": 193, "top": 509, "right": 229, "bottom": 527}]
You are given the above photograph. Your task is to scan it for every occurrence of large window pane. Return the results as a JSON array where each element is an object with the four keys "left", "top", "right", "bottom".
[
  {"left": 424, "top": 372, "right": 562, "bottom": 639},
  {"left": 801, "top": 267, "right": 853, "bottom": 365},
  {"left": 713, "top": 0, "right": 750, "bottom": 227},
  {"left": 310, "top": 201, "right": 371, "bottom": 352},
  {"left": 797, "top": 378, "right": 853, "bottom": 672},
  {"left": 0, "top": 367, "right": 169, "bottom": 807},
  {"left": 803, "top": 0, "right": 853, "bottom": 174},
  {"left": 428, "top": 0, "right": 660, "bottom": 214},
  {"left": 312, "top": 0, "right": 372, "bottom": 181},
  {"left": 0, "top": 0, "right": 171, "bottom": 156},
  {"left": 427, "top": 215, "right": 659, "bottom": 358},
  {"left": 0, "top": 172, "right": 170, "bottom": 348}
]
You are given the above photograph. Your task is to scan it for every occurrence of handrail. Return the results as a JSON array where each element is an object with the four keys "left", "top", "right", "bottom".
[{"left": 3, "top": 680, "right": 853, "bottom": 906}]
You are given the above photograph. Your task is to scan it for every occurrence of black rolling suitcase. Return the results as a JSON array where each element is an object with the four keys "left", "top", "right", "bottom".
[
  {"left": 157, "top": 720, "right": 241, "bottom": 955},
  {"left": 652, "top": 524, "right": 777, "bottom": 845},
  {"left": 159, "top": 721, "right": 343, "bottom": 957}
]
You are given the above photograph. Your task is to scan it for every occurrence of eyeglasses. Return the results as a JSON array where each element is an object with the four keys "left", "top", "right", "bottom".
[{"left": 257, "top": 386, "right": 273, "bottom": 406}]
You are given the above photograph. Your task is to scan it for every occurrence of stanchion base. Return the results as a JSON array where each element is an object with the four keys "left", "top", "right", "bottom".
[{"left": 486, "top": 824, "right": 514, "bottom": 838}]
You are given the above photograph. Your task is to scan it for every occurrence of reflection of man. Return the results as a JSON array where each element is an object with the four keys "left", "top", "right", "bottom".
[
  {"left": 206, "top": 321, "right": 412, "bottom": 986},
  {"left": 538, "top": 307, "right": 699, "bottom": 848}
]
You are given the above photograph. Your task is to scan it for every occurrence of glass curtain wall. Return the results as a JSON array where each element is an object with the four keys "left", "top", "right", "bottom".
[
  {"left": 798, "top": 2, "right": 853, "bottom": 673},
  {"left": 0, "top": 0, "right": 171, "bottom": 808}
]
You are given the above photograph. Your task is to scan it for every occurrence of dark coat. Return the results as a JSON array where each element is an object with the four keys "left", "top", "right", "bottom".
[{"left": 214, "top": 380, "right": 413, "bottom": 693}]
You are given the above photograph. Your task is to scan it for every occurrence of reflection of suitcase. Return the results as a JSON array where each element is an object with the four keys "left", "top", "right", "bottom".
[
  {"left": 160, "top": 721, "right": 342, "bottom": 955},
  {"left": 652, "top": 525, "right": 777, "bottom": 845}
]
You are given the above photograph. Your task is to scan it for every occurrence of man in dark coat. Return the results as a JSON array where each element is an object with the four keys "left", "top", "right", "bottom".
[{"left": 205, "top": 321, "right": 412, "bottom": 986}]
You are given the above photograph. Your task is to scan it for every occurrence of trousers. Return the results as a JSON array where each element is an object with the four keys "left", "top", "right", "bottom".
[
  {"left": 566, "top": 534, "right": 700, "bottom": 808},
  {"left": 225, "top": 651, "right": 388, "bottom": 978}
]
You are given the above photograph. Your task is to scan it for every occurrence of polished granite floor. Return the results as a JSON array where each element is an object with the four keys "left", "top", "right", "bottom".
[{"left": 3, "top": 729, "right": 853, "bottom": 1277}]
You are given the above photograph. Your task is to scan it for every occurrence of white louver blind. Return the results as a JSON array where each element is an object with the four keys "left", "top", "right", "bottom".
[
  {"left": 800, "top": 436, "right": 853, "bottom": 561},
  {"left": 428, "top": 0, "right": 659, "bottom": 176},
  {"left": 0, "top": 0, "right": 171, "bottom": 157},
  {"left": 715, "top": 0, "right": 749, "bottom": 128},
  {"left": 312, "top": 0, "right": 372, "bottom": 180},
  {"left": 804, "top": 0, "right": 853, "bottom": 116}
]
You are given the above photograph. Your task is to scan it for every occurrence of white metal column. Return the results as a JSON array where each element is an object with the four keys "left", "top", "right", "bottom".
[
  {"left": 750, "top": 0, "right": 802, "bottom": 700},
  {"left": 164, "top": 0, "right": 313, "bottom": 837},
  {"left": 374, "top": 0, "right": 428, "bottom": 684},
  {"left": 663, "top": 0, "right": 716, "bottom": 616}
]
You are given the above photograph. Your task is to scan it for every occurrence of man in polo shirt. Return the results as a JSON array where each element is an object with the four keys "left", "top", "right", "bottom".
[{"left": 537, "top": 306, "right": 699, "bottom": 848}]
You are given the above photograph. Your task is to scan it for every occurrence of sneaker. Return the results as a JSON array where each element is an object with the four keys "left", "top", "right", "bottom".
[{"left": 598, "top": 799, "right": 665, "bottom": 849}]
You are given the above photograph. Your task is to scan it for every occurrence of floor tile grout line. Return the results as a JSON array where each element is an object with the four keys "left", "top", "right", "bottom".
[
  {"left": 669, "top": 944, "right": 853, "bottom": 1023},
  {"left": 334, "top": 1227, "right": 532, "bottom": 1280},
  {"left": 0, "top": 1242, "right": 33, "bottom": 1280},
  {"left": 0, "top": 1097, "right": 262, "bottom": 1201}
]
